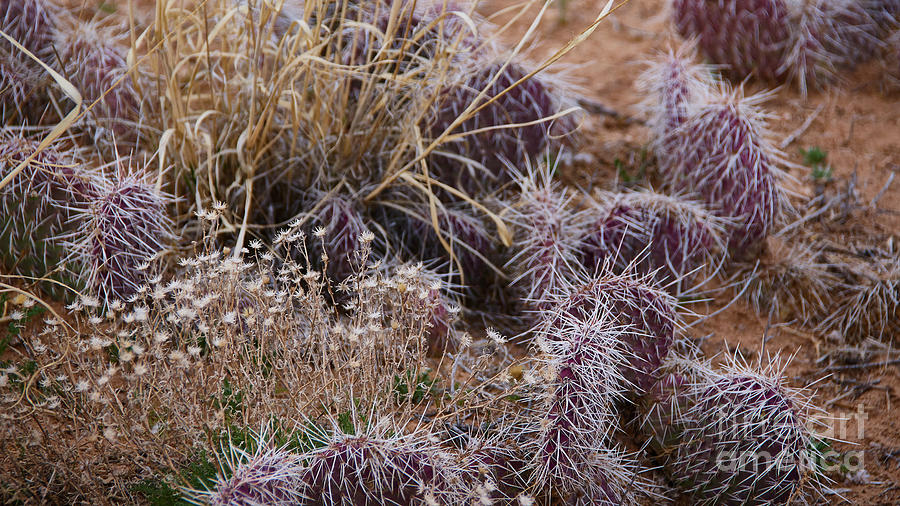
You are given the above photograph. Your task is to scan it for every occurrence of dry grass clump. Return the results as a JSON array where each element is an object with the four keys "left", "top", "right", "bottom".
[
  {"left": 735, "top": 183, "right": 900, "bottom": 343},
  {"left": 127, "top": 0, "right": 576, "bottom": 271}
]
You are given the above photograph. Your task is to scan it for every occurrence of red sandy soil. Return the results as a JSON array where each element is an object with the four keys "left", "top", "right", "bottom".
[{"left": 481, "top": 0, "right": 900, "bottom": 504}]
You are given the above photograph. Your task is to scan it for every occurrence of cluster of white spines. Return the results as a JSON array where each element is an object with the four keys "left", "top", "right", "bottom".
[
  {"left": 207, "top": 444, "right": 306, "bottom": 506},
  {"left": 65, "top": 167, "right": 174, "bottom": 305},
  {"left": 505, "top": 160, "right": 592, "bottom": 308},
  {"left": 582, "top": 190, "right": 727, "bottom": 292},
  {"left": 671, "top": 0, "right": 889, "bottom": 92},
  {"left": 663, "top": 84, "right": 788, "bottom": 254}
]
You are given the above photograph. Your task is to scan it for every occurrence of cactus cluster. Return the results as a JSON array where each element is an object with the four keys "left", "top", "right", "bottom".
[
  {"left": 0, "top": 133, "right": 96, "bottom": 290},
  {"left": 527, "top": 293, "right": 635, "bottom": 504},
  {"left": 0, "top": 0, "right": 55, "bottom": 119},
  {"left": 671, "top": 0, "right": 791, "bottom": 82},
  {"left": 546, "top": 268, "right": 680, "bottom": 394},
  {"left": 298, "top": 432, "right": 460, "bottom": 504},
  {"left": 505, "top": 161, "right": 593, "bottom": 308},
  {"left": 56, "top": 18, "right": 139, "bottom": 143},
  {"left": 638, "top": 47, "right": 711, "bottom": 168},
  {"left": 674, "top": 357, "right": 821, "bottom": 505},
  {"left": 209, "top": 446, "right": 306, "bottom": 506},
  {"left": 641, "top": 49, "right": 789, "bottom": 259},
  {"left": 636, "top": 354, "right": 823, "bottom": 505},
  {"left": 429, "top": 61, "right": 575, "bottom": 195}
]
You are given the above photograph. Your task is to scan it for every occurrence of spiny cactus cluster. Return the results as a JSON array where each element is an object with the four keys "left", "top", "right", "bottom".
[
  {"left": 637, "top": 354, "right": 824, "bottom": 505},
  {"left": 0, "top": 0, "right": 55, "bottom": 119},
  {"left": 673, "top": 90, "right": 787, "bottom": 253},
  {"left": 56, "top": 17, "right": 138, "bottom": 144},
  {"left": 209, "top": 446, "right": 306, "bottom": 506},
  {"left": 505, "top": 161, "right": 593, "bottom": 308},
  {"left": 526, "top": 287, "right": 635, "bottom": 504},
  {"left": 671, "top": 0, "right": 889, "bottom": 92},
  {"left": 542, "top": 267, "right": 681, "bottom": 394},
  {"left": 0, "top": 133, "right": 95, "bottom": 288},
  {"left": 429, "top": 61, "right": 575, "bottom": 194},
  {"left": 641, "top": 50, "right": 788, "bottom": 257}
]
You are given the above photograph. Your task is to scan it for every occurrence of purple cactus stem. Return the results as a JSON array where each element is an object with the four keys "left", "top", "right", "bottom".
[
  {"left": 428, "top": 61, "right": 573, "bottom": 194},
  {"left": 422, "top": 284, "right": 453, "bottom": 357},
  {"left": 68, "top": 168, "right": 173, "bottom": 305},
  {"left": 0, "top": 134, "right": 95, "bottom": 277},
  {"left": 458, "top": 438, "right": 527, "bottom": 503},
  {"left": 671, "top": 0, "right": 791, "bottom": 82},
  {"left": 506, "top": 162, "right": 591, "bottom": 308},
  {"left": 59, "top": 19, "right": 139, "bottom": 139},
  {"left": 581, "top": 192, "right": 725, "bottom": 293},
  {"left": 672, "top": 0, "right": 884, "bottom": 91},
  {"left": 1, "top": 0, "right": 55, "bottom": 59},
  {"left": 210, "top": 448, "right": 305, "bottom": 506},
  {"left": 666, "top": 89, "right": 786, "bottom": 255},
  {"left": 299, "top": 433, "right": 458, "bottom": 505},
  {"left": 552, "top": 271, "right": 679, "bottom": 393},
  {"left": 672, "top": 357, "right": 821, "bottom": 505}
]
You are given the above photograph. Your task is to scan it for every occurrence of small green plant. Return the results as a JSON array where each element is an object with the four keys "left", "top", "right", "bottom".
[
  {"left": 801, "top": 146, "right": 833, "bottom": 182},
  {"left": 393, "top": 369, "right": 440, "bottom": 404}
]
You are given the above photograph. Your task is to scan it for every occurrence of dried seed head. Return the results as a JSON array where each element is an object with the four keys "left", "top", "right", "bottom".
[{"left": 308, "top": 192, "right": 370, "bottom": 281}]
